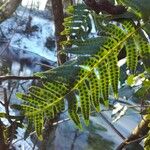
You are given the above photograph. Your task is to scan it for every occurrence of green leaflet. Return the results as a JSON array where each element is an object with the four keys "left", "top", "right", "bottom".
[
  {"left": 122, "top": 20, "right": 136, "bottom": 33},
  {"left": 42, "top": 81, "right": 68, "bottom": 97},
  {"left": 134, "top": 34, "right": 150, "bottom": 71},
  {"left": 108, "top": 50, "right": 120, "bottom": 97},
  {"left": 66, "top": 4, "right": 88, "bottom": 15},
  {"left": 135, "top": 35, "right": 150, "bottom": 56},
  {"left": 0, "top": 112, "right": 6, "bottom": 118},
  {"left": 29, "top": 86, "right": 65, "bottom": 113},
  {"left": 65, "top": 45, "right": 100, "bottom": 55},
  {"left": 118, "top": 0, "right": 142, "bottom": 18},
  {"left": 125, "top": 37, "right": 138, "bottom": 73},
  {"left": 78, "top": 80, "right": 90, "bottom": 125},
  {"left": 34, "top": 113, "right": 43, "bottom": 140},
  {"left": 144, "top": 133, "right": 150, "bottom": 150},
  {"left": 64, "top": 36, "right": 110, "bottom": 55},
  {"left": 67, "top": 92, "right": 82, "bottom": 129},
  {"left": 118, "top": 0, "right": 150, "bottom": 20},
  {"left": 103, "top": 24, "right": 126, "bottom": 41},
  {"left": 61, "top": 4, "right": 92, "bottom": 45},
  {"left": 98, "top": 61, "right": 109, "bottom": 105},
  {"left": 87, "top": 72, "right": 101, "bottom": 112},
  {"left": 68, "top": 37, "right": 108, "bottom": 47},
  {"left": 16, "top": 93, "right": 47, "bottom": 108}
]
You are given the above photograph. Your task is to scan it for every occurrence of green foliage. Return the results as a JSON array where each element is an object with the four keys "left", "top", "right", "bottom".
[
  {"left": 144, "top": 132, "right": 150, "bottom": 150},
  {"left": 16, "top": 3, "right": 150, "bottom": 140},
  {"left": 134, "top": 80, "right": 150, "bottom": 100},
  {"left": 118, "top": 0, "right": 150, "bottom": 20}
]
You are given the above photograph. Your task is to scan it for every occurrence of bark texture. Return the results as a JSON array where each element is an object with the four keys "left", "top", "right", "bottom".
[
  {"left": 51, "top": 0, "right": 67, "bottom": 65},
  {"left": 117, "top": 115, "right": 150, "bottom": 150},
  {"left": 0, "top": 0, "right": 22, "bottom": 23},
  {"left": 0, "top": 120, "right": 9, "bottom": 150}
]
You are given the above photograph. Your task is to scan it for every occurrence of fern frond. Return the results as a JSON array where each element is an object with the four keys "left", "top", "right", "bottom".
[{"left": 16, "top": 3, "right": 150, "bottom": 140}]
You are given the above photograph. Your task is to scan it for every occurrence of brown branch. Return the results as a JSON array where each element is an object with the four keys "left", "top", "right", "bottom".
[
  {"left": 3, "top": 88, "right": 12, "bottom": 123},
  {"left": 0, "top": 75, "right": 41, "bottom": 81},
  {"left": 51, "top": 0, "right": 67, "bottom": 65},
  {"left": 84, "top": 0, "right": 126, "bottom": 15},
  {"left": 0, "top": 120, "right": 9, "bottom": 150},
  {"left": 116, "top": 115, "right": 150, "bottom": 150},
  {"left": 0, "top": 0, "right": 22, "bottom": 23}
]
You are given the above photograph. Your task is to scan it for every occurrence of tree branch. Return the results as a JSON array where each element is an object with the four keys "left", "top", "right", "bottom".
[
  {"left": 0, "top": 0, "right": 22, "bottom": 23},
  {"left": 0, "top": 120, "right": 8, "bottom": 150},
  {"left": 0, "top": 75, "right": 40, "bottom": 81},
  {"left": 51, "top": 0, "right": 67, "bottom": 65},
  {"left": 116, "top": 115, "right": 150, "bottom": 150},
  {"left": 84, "top": 0, "right": 126, "bottom": 15}
]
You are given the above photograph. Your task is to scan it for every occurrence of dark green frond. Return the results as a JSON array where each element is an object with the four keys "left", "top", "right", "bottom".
[{"left": 15, "top": 3, "right": 150, "bottom": 140}]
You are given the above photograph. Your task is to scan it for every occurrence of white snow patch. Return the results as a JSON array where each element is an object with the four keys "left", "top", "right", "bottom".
[{"left": 22, "top": 0, "right": 48, "bottom": 10}]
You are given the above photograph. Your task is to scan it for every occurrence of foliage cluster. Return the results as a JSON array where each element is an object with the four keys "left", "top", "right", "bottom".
[{"left": 0, "top": 0, "right": 149, "bottom": 148}]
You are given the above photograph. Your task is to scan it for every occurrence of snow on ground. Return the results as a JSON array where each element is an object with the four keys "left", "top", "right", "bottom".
[
  {"left": 0, "top": 6, "right": 57, "bottom": 62},
  {"left": 22, "top": 0, "right": 48, "bottom": 10}
]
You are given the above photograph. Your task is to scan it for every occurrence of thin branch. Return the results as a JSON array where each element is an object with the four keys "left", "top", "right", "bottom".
[
  {"left": 3, "top": 88, "right": 12, "bottom": 123},
  {"left": 35, "top": 62, "right": 53, "bottom": 69},
  {"left": 0, "top": 101, "right": 4, "bottom": 106},
  {"left": 0, "top": 75, "right": 41, "bottom": 81},
  {"left": 116, "top": 115, "right": 150, "bottom": 150},
  {"left": 0, "top": 120, "right": 9, "bottom": 149},
  {"left": 99, "top": 112, "right": 126, "bottom": 140},
  {"left": 8, "top": 82, "right": 18, "bottom": 103},
  {"left": 83, "top": 0, "right": 126, "bottom": 15},
  {"left": 126, "top": 135, "right": 147, "bottom": 145}
]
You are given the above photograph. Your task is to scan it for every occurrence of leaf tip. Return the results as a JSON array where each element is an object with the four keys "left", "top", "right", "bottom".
[
  {"left": 38, "top": 135, "right": 43, "bottom": 141},
  {"left": 95, "top": 106, "right": 100, "bottom": 112},
  {"left": 84, "top": 119, "right": 89, "bottom": 126}
]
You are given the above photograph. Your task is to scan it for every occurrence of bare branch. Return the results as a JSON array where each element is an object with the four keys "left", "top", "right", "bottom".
[
  {"left": 0, "top": 75, "right": 41, "bottom": 81},
  {"left": 0, "top": 0, "right": 22, "bottom": 23},
  {"left": 116, "top": 115, "right": 150, "bottom": 150},
  {"left": 84, "top": 0, "right": 126, "bottom": 15}
]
